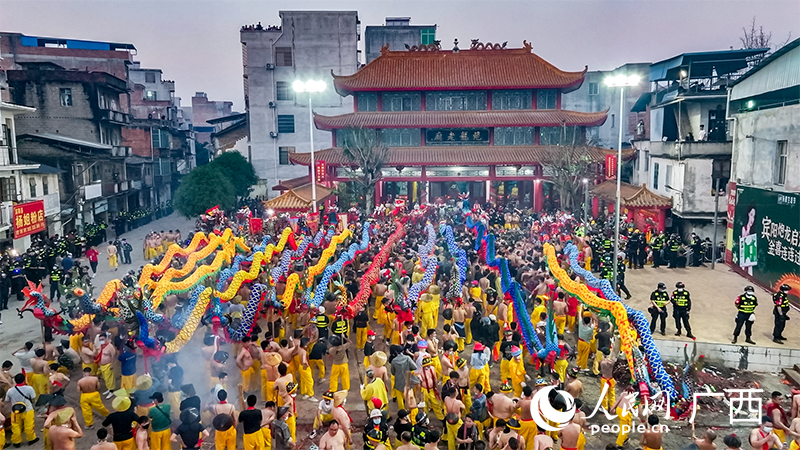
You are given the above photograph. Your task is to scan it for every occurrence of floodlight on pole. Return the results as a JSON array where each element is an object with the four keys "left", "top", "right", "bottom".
[
  {"left": 603, "top": 73, "right": 640, "bottom": 291},
  {"left": 293, "top": 80, "right": 327, "bottom": 214}
]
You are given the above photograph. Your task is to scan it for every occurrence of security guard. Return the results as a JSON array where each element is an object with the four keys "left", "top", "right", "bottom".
[
  {"left": 671, "top": 282, "right": 694, "bottom": 338},
  {"left": 411, "top": 411, "right": 432, "bottom": 447},
  {"left": 772, "top": 284, "right": 791, "bottom": 344},
  {"left": 602, "top": 233, "right": 614, "bottom": 259},
  {"left": 315, "top": 306, "right": 330, "bottom": 340},
  {"left": 650, "top": 232, "right": 665, "bottom": 268},
  {"left": 49, "top": 265, "right": 63, "bottom": 302},
  {"left": 666, "top": 234, "right": 681, "bottom": 269},
  {"left": 649, "top": 283, "right": 670, "bottom": 335},
  {"left": 331, "top": 313, "right": 349, "bottom": 342},
  {"left": 600, "top": 255, "right": 613, "bottom": 281},
  {"left": 616, "top": 256, "right": 631, "bottom": 299},
  {"left": 732, "top": 286, "right": 758, "bottom": 345}
]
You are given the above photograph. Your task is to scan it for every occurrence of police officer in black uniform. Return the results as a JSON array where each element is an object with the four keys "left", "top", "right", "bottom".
[
  {"left": 732, "top": 286, "right": 758, "bottom": 345},
  {"left": 667, "top": 234, "right": 681, "bottom": 269},
  {"left": 649, "top": 282, "right": 670, "bottom": 335},
  {"left": 671, "top": 282, "right": 694, "bottom": 338},
  {"left": 616, "top": 256, "right": 631, "bottom": 299},
  {"left": 315, "top": 306, "right": 330, "bottom": 340},
  {"left": 411, "top": 411, "right": 432, "bottom": 447},
  {"left": 650, "top": 231, "right": 665, "bottom": 268},
  {"left": 772, "top": 284, "right": 791, "bottom": 344},
  {"left": 331, "top": 313, "right": 349, "bottom": 342}
]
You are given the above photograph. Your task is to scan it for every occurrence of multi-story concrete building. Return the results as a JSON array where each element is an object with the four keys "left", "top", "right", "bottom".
[
  {"left": 191, "top": 92, "right": 233, "bottom": 145},
  {"left": 364, "top": 17, "right": 437, "bottom": 63},
  {"left": 240, "top": 11, "right": 360, "bottom": 196},
  {"left": 562, "top": 63, "right": 650, "bottom": 149},
  {"left": 125, "top": 62, "right": 195, "bottom": 213},
  {"left": 630, "top": 48, "right": 769, "bottom": 237}
]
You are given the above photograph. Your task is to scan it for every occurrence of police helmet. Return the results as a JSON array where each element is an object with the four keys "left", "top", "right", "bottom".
[
  {"left": 780, "top": 284, "right": 791, "bottom": 292},
  {"left": 675, "top": 282, "right": 685, "bottom": 289},
  {"left": 657, "top": 283, "right": 666, "bottom": 289},
  {"left": 744, "top": 286, "right": 755, "bottom": 292}
]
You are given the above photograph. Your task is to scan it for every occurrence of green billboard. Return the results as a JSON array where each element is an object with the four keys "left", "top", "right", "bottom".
[{"left": 731, "top": 186, "right": 800, "bottom": 295}]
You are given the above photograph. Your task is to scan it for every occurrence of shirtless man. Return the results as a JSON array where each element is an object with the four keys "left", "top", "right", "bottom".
[
  {"left": 692, "top": 428, "right": 718, "bottom": 450},
  {"left": 319, "top": 420, "right": 347, "bottom": 450},
  {"left": 235, "top": 336, "right": 255, "bottom": 394},
  {"left": 47, "top": 415, "right": 83, "bottom": 450},
  {"left": 30, "top": 348, "right": 51, "bottom": 399},
  {"left": 78, "top": 367, "right": 109, "bottom": 428},
  {"left": 564, "top": 368, "right": 583, "bottom": 400},
  {"left": 487, "top": 391, "right": 517, "bottom": 423},
  {"left": 43, "top": 337, "right": 58, "bottom": 362},
  {"left": 274, "top": 363, "right": 293, "bottom": 407},
  {"left": 559, "top": 416, "right": 582, "bottom": 450},
  {"left": 261, "top": 348, "right": 280, "bottom": 403},
  {"left": 452, "top": 302, "right": 467, "bottom": 351},
  {"left": 201, "top": 333, "right": 217, "bottom": 380},
  {"left": 518, "top": 387, "right": 536, "bottom": 449},
  {"left": 331, "top": 399, "right": 353, "bottom": 447},
  {"left": 532, "top": 432, "right": 555, "bottom": 450},
  {"left": 278, "top": 338, "right": 296, "bottom": 370},
  {"left": 788, "top": 415, "right": 800, "bottom": 450},
  {"left": 367, "top": 353, "right": 390, "bottom": 391},
  {"left": 641, "top": 415, "right": 664, "bottom": 450},
  {"left": 90, "top": 429, "right": 117, "bottom": 450},
  {"left": 497, "top": 419, "right": 524, "bottom": 450},
  {"left": 96, "top": 333, "right": 116, "bottom": 397},
  {"left": 553, "top": 294, "right": 568, "bottom": 335}
]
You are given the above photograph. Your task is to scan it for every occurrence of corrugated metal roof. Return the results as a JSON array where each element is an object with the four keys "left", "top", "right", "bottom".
[
  {"left": 20, "top": 133, "right": 112, "bottom": 150},
  {"left": 649, "top": 48, "right": 769, "bottom": 81},
  {"left": 731, "top": 38, "right": 800, "bottom": 100}
]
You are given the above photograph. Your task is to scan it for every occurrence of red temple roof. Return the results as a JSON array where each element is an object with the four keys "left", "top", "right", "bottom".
[
  {"left": 332, "top": 41, "right": 587, "bottom": 95},
  {"left": 591, "top": 181, "right": 672, "bottom": 209},
  {"left": 314, "top": 109, "right": 608, "bottom": 130},
  {"left": 289, "top": 145, "right": 625, "bottom": 167},
  {"left": 263, "top": 183, "right": 332, "bottom": 212}
]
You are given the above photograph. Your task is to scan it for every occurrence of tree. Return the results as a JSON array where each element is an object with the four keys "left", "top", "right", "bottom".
[
  {"left": 210, "top": 151, "right": 258, "bottom": 198},
  {"left": 740, "top": 16, "right": 792, "bottom": 66},
  {"left": 340, "top": 127, "right": 390, "bottom": 215},
  {"left": 173, "top": 164, "right": 236, "bottom": 217},
  {"left": 542, "top": 125, "right": 598, "bottom": 212}
]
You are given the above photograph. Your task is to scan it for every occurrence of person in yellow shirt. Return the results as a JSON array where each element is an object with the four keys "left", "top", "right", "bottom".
[
  {"left": 418, "top": 294, "right": 438, "bottom": 336},
  {"left": 532, "top": 296, "right": 547, "bottom": 327},
  {"left": 508, "top": 346, "right": 528, "bottom": 397},
  {"left": 360, "top": 369, "right": 389, "bottom": 413}
]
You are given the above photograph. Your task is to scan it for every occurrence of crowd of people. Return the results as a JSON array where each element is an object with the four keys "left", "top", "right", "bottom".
[{"left": 0, "top": 201, "right": 796, "bottom": 450}]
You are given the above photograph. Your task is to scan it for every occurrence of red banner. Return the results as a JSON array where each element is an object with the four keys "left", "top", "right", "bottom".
[
  {"left": 726, "top": 182, "right": 737, "bottom": 223},
  {"left": 605, "top": 154, "right": 618, "bottom": 179},
  {"left": 249, "top": 218, "right": 263, "bottom": 234},
  {"left": 315, "top": 160, "right": 327, "bottom": 184},
  {"left": 13, "top": 200, "right": 46, "bottom": 239}
]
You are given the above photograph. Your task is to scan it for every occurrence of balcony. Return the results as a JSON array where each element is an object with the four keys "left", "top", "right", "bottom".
[
  {"left": 99, "top": 108, "right": 130, "bottom": 125},
  {"left": 101, "top": 181, "right": 130, "bottom": 197},
  {"left": 112, "top": 146, "right": 132, "bottom": 157},
  {"left": 0, "top": 201, "right": 12, "bottom": 230},
  {"left": 644, "top": 140, "right": 732, "bottom": 158}
]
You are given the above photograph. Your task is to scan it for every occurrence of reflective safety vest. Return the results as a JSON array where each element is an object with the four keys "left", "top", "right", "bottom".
[
  {"left": 651, "top": 236, "right": 663, "bottom": 250},
  {"left": 411, "top": 425, "right": 431, "bottom": 447},
  {"left": 315, "top": 314, "right": 330, "bottom": 330},
  {"left": 669, "top": 240, "right": 680, "bottom": 252},
  {"left": 50, "top": 271, "right": 62, "bottom": 282},
  {"left": 651, "top": 291, "right": 670, "bottom": 307},
  {"left": 737, "top": 294, "right": 757, "bottom": 313},
  {"left": 672, "top": 290, "right": 690, "bottom": 308},
  {"left": 773, "top": 292, "right": 789, "bottom": 311},
  {"left": 332, "top": 319, "right": 348, "bottom": 335}
]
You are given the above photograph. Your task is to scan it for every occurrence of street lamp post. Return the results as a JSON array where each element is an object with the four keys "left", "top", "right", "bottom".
[
  {"left": 293, "top": 80, "right": 327, "bottom": 214},
  {"left": 582, "top": 178, "right": 590, "bottom": 225},
  {"left": 604, "top": 74, "right": 640, "bottom": 290}
]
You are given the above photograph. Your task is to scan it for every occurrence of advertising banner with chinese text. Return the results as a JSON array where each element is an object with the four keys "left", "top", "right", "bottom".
[
  {"left": 730, "top": 186, "right": 800, "bottom": 301},
  {"left": 13, "top": 200, "right": 46, "bottom": 239}
]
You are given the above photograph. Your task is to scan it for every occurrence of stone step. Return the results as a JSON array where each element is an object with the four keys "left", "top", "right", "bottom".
[{"left": 782, "top": 368, "right": 800, "bottom": 388}]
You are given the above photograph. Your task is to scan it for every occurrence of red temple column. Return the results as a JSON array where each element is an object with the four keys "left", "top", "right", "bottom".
[
  {"left": 534, "top": 181, "right": 543, "bottom": 212},
  {"left": 592, "top": 197, "right": 599, "bottom": 218},
  {"left": 375, "top": 181, "right": 382, "bottom": 207}
]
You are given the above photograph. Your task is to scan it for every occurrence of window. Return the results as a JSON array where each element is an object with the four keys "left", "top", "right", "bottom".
[
  {"left": 539, "top": 126, "right": 579, "bottom": 146},
  {"left": 29, "top": 178, "right": 36, "bottom": 198},
  {"left": 382, "top": 128, "right": 421, "bottom": 147},
  {"left": 588, "top": 82, "right": 599, "bottom": 96},
  {"left": 645, "top": 150, "right": 650, "bottom": 171},
  {"left": 277, "top": 115, "right": 295, "bottom": 133},
  {"left": 494, "top": 127, "right": 533, "bottom": 145},
  {"left": 0, "top": 177, "right": 16, "bottom": 202},
  {"left": 653, "top": 162, "right": 660, "bottom": 190},
  {"left": 536, "top": 89, "right": 556, "bottom": 109},
  {"left": 382, "top": 92, "right": 421, "bottom": 111},
  {"left": 60, "top": 88, "right": 73, "bottom": 107},
  {"left": 276, "top": 82, "right": 293, "bottom": 101},
  {"left": 712, "top": 159, "right": 731, "bottom": 195},
  {"left": 42, "top": 177, "right": 49, "bottom": 195},
  {"left": 610, "top": 114, "right": 615, "bottom": 128},
  {"left": 665, "top": 165, "right": 672, "bottom": 187},
  {"left": 492, "top": 90, "right": 532, "bottom": 110},
  {"left": 421, "top": 28, "right": 436, "bottom": 45},
  {"left": 145, "top": 72, "right": 156, "bottom": 83},
  {"left": 145, "top": 90, "right": 158, "bottom": 101},
  {"left": 776, "top": 140, "right": 788, "bottom": 185},
  {"left": 279, "top": 146, "right": 295, "bottom": 165},
  {"left": 275, "top": 47, "right": 293, "bottom": 66},
  {"left": 151, "top": 128, "right": 170, "bottom": 149},
  {"left": 426, "top": 91, "right": 487, "bottom": 111},
  {"left": 357, "top": 92, "right": 378, "bottom": 111}
]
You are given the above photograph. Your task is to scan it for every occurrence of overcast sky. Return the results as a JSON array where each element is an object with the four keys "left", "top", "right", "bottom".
[{"left": 1, "top": 0, "right": 797, "bottom": 111}]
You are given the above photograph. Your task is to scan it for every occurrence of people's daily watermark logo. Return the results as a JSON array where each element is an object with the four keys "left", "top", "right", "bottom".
[{"left": 531, "top": 386, "right": 576, "bottom": 432}]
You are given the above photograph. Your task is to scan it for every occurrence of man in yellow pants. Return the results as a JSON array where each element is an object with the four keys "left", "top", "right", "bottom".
[
  {"left": 147, "top": 392, "right": 172, "bottom": 450},
  {"left": 576, "top": 314, "right": 595, "bottom": 369},
  {"left": 420, "top": 357, "right": 445, "bottom": 421},
  {"left": 96, "top": 333, "right": 117, "bottom": 398},
  {"left": 360, "top": 369, "right": 388, "bottom": 414},
  {"left": 469, "top": 342, "right": 489, "bottom": 390},
  {"left": 613, "top": 386, "right": 636, "bottom": 447},
  {"left": 328, "top": 336, "right": 351, "bottom": 392},
  {"left": 102, "top": 395, "right": 137, "bottom": 450},
  {"left": 598, "top": 349, "right": 616, "bottom": 411},
  {"left": 508, "top": 347, "right": 528, "bottom": 397},
  {"left": 296, "top": 338, "right": 315, "bottom": 399},
  {"left": 77, "top": 367, "right": 110, "bottom": 427},
  {"left": 6, "top": 373, "right": 38, "bottom": 446}
]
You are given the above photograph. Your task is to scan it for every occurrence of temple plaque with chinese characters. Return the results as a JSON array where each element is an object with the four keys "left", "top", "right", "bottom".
[{"left": 425, "top": 128, "right": 489, "bottom": 145}]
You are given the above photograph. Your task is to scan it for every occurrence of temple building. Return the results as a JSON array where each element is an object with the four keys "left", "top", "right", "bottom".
[{"left": 289, "top": 40, "right": 615, "bottom": 210}]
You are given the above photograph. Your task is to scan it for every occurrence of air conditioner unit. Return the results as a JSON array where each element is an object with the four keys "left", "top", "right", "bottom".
[
  {"left": 269, "top": 132, "right": 279, "bottom": 138},
  {"left": 269, "top": 102, "right": 277, "bottom": 108},
  {"left": 265, "top": 63, "right": 275, "bottom": 70}
]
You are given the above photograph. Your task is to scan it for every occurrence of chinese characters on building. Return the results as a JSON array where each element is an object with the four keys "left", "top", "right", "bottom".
[
  {"left": 13, "top": 200, "right": 46, "bottom": 239},
  {"left": 761, "top": 216, "right": 800, "bottom": 266}
]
